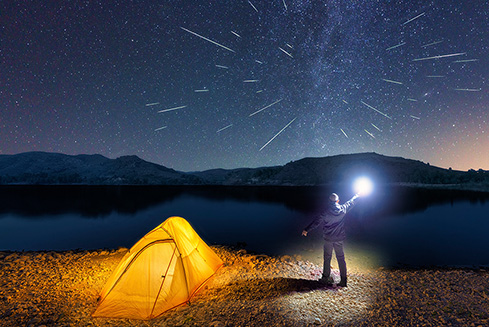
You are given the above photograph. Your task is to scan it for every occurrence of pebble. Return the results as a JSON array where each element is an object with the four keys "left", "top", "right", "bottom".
[{"left": 1, "top": 248, "right": 488, "bottom": 327}]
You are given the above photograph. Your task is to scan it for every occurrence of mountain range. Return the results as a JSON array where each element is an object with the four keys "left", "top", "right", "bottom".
[{"left": 0, "top": 152, "right": 488, "bottom": 190}]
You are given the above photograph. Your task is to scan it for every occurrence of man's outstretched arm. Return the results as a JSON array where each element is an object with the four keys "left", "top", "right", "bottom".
[
  {"left": 339, "top": 194, "right": 359, "bottom": 213},
  {"left": 302, "top": 216, "right": 322, "bottom": 236}
]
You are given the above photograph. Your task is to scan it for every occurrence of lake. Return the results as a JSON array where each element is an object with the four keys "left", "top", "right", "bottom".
[{"left": 0, "top": 185, "right": 488, "bottom": 269}]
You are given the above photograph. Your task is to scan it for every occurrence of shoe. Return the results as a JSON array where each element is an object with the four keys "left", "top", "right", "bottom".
[
  {"left": 319, "top": 275, "right": 334, "bottom": 286},
  {"left": 337, "top": 278, "right": 347, "bottom": 287}
]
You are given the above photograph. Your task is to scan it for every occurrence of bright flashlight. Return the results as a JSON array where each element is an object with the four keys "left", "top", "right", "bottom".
[{"left": 353, "top": 177, "right": 373, "bottom": 197}]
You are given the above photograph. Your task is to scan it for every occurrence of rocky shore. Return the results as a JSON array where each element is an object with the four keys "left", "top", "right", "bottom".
[{"left": 1, "top": 247, "right": 488, "bottom": 326}]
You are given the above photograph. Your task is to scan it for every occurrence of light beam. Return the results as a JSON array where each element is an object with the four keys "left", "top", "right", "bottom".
[{"left": 354, "top": 177, "right": 374, "bottom": 197}]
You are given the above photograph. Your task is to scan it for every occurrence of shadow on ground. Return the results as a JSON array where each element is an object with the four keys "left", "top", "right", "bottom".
[{"left": 212, "top": 277, "right": 340, "bottom": 301}]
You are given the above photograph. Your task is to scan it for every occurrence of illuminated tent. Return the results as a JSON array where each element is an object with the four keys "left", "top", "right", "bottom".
[{"left": 92, "top": 216, "right": 223, "bottom": 320}]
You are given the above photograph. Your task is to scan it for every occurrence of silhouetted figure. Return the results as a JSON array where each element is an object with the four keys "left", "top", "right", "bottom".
[{"left": 302, "top": 192, "right": 358, "bottom": 287}]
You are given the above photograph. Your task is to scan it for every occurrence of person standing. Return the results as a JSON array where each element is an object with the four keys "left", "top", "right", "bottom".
[{"left": 302, "top": 192, "right": 359, "bottom": 287}]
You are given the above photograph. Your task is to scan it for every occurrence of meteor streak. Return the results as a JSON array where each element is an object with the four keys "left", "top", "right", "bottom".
[
  {"left": 180, "top": 27, "right": 235, "bottom": 53},
  {"left": 410, "top": 115, "right": 420, "bottom": 120},
  {"left": 421, "top": 40, "right": 443, "bottom": 48},
  {"left": 243, "top": 80, "right": 259, "bottom": 83},
  {"left": 256, "top": 90, "right": 263, "bottom": 93},
  {"left": 371, "top": 123, "right": 382, "bottom": 132},
  {"left": 407, "top": 98, "right": 417, "bottom": 102},
  {"left": 145, "top": 102, "right": 160, "bottom": 107},
  {"left": 452, "top": 59, "right": 479, "bottom": 63},
  {"left": 413, "top": 52, "right": 466, "bottom": 62},
  {"left": 426, "top": 75, "right": 445, "bottom": 78},
  {"left": 231, "top": 31, "right": 241, "bottom": 38},
  {"left": 402, "top": 12, "right": 425, "bottom": 25},
  {"left": 382, "top": 78, "right": 403, "bottom": 85},
  {"left": 194, "top": 89, "right": 209, "bottom": 92},
  {"left": 286, "top": 43, "right": 293, "bottom": 49},
  {"left": 259, "top": 117, "right": 296, "bottom": 151},
  {"left": 340, "top": 129, "right": 348, "bottom": 138},
  {"left": 361, "top": 101, "right": 392, "bottom": 120},
  {"left": 157, "top": 105, "right": 187, "bottom": 113},
  {"left": 454, "top": 88, "right": 481, "bottom": 92},
  {"left": 249, "top": 99, "right": 282, "bottom": 117},
  {"left": 154, "top": 126, "right": 167, "bottom": 131},
  {"left": 279, "top": 47, "right": 293, "bottom": 58},
  {"left": 364, "top": 130, "right": 375, "bottom": 138},
  {"left": 217, "top": 124, "right": 233, "bottom": 133},
  {"left": 248, "top": 0, "right": 258, "bottom": 12},
  {"left": 386, "top": 42, "right": 406, "bottom": 51},
  {"left": 255, "top": 60, "right": 263, "bottom": 64},
  {"left": 342, "top": 100, "right": 348, "bottom": 104},
  {"left": 282, "top": 0, "right": 287, "bottom": 10},
  {"left": 215, "top": 64, "right": 229, "bottom": 69}
]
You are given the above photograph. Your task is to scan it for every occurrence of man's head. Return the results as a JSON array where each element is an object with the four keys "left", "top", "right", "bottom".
[{"left": 329, "top": 193, "right": 339, "bottom": 203}]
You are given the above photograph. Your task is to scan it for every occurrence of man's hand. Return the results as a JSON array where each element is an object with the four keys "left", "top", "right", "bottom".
[{"left": 302, "top": 230, "right": 308, "bottom": 237}]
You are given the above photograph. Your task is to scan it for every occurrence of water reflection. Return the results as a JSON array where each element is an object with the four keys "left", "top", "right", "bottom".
[
  {"left": 0, "top": 185, "right": 488, "bottom": 268},
  {"left": 0, "top": 185, "right": 486, "bottom": 217}
]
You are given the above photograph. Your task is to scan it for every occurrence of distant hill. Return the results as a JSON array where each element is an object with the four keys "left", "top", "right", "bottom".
[
  {"left": 0, "top": 152, "right": 201, "bottom": 185},
  {"left": 0, "top": 152, "right": 488, "bottom": 190},
  {"left": 194, "top": 153, "right": 489, "bottom": 189}
]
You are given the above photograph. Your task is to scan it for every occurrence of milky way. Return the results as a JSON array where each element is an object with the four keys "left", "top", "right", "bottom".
[{"left": 1, "top": 0, "right": 488, "bottom": 171}]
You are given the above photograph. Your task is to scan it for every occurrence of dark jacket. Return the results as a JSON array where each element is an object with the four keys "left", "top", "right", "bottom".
[{"left": 304, "top": 195, "right": 357, "bottom": 241}]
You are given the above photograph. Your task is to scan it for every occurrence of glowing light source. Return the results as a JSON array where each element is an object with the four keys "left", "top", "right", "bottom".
[{"left": 353, "top": 177, "right": 374, "bottom": 197}]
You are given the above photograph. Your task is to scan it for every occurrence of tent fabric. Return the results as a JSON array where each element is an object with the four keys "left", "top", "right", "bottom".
[{"left": 92, "top": 216, "right": 223, "bottom": 320}]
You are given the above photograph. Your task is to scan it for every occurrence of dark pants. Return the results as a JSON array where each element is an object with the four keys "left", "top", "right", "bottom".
[{"left": 323, "top": 240, "right": 347, "bottom": 281}]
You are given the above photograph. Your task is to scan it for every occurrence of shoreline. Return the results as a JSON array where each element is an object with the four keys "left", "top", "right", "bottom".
[
  {"left": 1, "top": 247, "right": 488, "bottom": 326},
  {"left": 1, "top": 182, "right": 488, "bottom": 192}
]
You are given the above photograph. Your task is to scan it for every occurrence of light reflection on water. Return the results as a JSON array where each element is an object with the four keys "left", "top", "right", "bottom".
[{"left": 0, "top": 185, "right": 488, "bottom": 268}]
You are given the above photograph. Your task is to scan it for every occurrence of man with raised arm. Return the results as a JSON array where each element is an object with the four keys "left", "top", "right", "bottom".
[{"left": 302, "top": 192, "right": 359, "bottom": 287}]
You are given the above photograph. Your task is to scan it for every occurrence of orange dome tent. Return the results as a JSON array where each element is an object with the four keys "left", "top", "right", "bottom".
[{"left": 92, "top": 216, "right": 223, "bottom": 320}]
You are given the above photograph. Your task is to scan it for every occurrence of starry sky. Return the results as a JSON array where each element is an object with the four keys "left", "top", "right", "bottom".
[{"left": 1, "top": 0, "right": 488, "bottom": 172}]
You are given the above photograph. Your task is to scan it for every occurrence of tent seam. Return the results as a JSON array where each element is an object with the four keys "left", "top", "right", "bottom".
[
  {"left": 95, "top": 239, "right": 174, "bottom": 309},
  {"left": 149, "top": 245, "right": 177, "bottom": 319}
]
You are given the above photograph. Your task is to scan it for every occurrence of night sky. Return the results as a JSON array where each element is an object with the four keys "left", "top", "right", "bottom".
[{"left": 2, "top": 0, "right": 488, "bottom": 171}]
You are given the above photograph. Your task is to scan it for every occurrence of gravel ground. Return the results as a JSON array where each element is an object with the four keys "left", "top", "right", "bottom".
[{"left": 1, "top": 247, "right": 488, "bottom": 326}]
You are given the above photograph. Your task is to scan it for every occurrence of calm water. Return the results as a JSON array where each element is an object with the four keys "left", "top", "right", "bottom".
[{"left": 0, "top": 185, "right": 488, "bottom": 268}]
